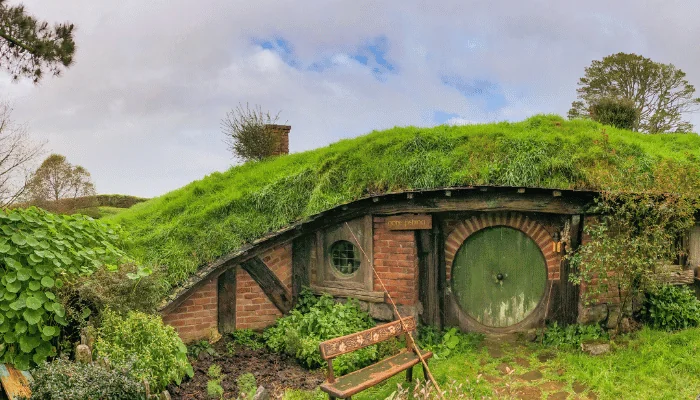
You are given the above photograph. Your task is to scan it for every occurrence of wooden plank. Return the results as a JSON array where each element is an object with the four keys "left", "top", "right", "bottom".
[
  {"left": 0, "top": 364, "right": 32, "bottom": 400},
  {"left": 319, "top": 317, "right": 416, "bottom": 360},
  {"left": 291, "top": 235, "right": 312, "bottom": 302},
  {"left": 241, "top": 257, "right": 293, "bottom": 313},
  {"left": 217, "top": 268, "right": 236, "bottom": 334},
  {"left": 309, "top": 284, "right": 385, "bottom": 303},
  {"left": 386, "top": 214, "right": 432, "bottom": 230}
]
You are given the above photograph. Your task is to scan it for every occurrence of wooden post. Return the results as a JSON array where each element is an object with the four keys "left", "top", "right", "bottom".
[
  {"left": 217, "top": 268, "right": 237, "bottom": 334},
  {"left": 292, "top": 235, "right": 312, "bottom": 303},
  {"left": 561, "top": 215, "right": 582, "bottom": 325},
  {"left": 417, "top": 229, "right": 439, "bottom": 327}
]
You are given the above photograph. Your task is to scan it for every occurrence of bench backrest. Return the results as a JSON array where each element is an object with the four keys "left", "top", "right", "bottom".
[{"left": 319, "top": 317, "right": 417, "bottom": 360}]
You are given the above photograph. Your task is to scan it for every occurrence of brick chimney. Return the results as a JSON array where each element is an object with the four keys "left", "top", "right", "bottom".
[{"left": 265, "top": 124, "right": 291, "bottom": 156}]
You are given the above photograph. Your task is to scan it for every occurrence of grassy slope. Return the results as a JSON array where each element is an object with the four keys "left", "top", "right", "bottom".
[{"left": 109, "top": 115, "right": 700, "bottom": 288}]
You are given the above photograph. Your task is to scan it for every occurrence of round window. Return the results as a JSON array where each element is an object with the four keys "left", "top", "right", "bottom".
[{"left": 330, "top": 240, "right": 361, "bottom": 275}]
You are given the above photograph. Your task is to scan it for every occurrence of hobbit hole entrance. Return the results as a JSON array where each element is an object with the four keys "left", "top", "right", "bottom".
[{"left": 451, "top": 226, "right": 547, "bottom": 328}]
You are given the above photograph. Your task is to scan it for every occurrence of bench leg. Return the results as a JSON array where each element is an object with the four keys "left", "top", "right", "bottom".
[
  {"left": 422, "top": 363, "right": 429, "bottom": 381},
  {"left": 406, "top": 365, "right": 413, "bottom": 383}
]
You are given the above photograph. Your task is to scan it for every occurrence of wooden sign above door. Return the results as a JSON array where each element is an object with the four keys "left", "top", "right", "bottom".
[{"left": 386, "top": 214, "right": 432, "bottom": 230}]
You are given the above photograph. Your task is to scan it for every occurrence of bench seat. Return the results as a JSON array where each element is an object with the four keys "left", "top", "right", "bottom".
[{"left": 320, "top": 349, "right": 433, "bottom": 399}]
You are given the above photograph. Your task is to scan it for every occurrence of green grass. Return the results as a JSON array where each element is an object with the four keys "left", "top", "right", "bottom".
[
  {"left": 109, "top": 115, "right": 700, "bottom": 289},
  {"left": 284, "top": 327, "right": 700, "bottom": 400}
]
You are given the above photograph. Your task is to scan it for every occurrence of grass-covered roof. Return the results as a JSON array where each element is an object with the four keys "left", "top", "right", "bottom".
[{"left": 108, "top": 115, "right": 700, "bottom": 290}]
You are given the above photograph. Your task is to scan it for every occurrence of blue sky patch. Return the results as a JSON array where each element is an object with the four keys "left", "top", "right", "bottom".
[
  {"left": 433, "top": 110, "right": 461, "bottom": 124},
  {"left": 441, "top": 75, "right": 508, "bottom": 111},
  {"left": 254, "top": 37, "right": 300, "bottom": 68}
]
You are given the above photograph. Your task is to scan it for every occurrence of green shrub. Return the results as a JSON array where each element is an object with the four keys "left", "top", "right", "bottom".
[
  {"left": 28, "top": 358, "right": 145, "bottom": 399},
  {"left": 94, "top": 310, "right": 193, "bottom": 392},
  {"left": 0, "top": 207, "right": 129, "bottom": 369},
  {"left": 417, "top": 326, "right": 483, "bottom": 358},
  {"left": 206, "top": 379, "right": 224, "bottom": 399},
  {"left": 188, "top": 340, "right": 218, "bottom": 358},
  {"left": 641, "top": 285, "right": 700, "bottom": 331},
  {"left": 207, "top": 364, "right": 223, "bottom": 380},
  {"left": 263, "top": 289, "right": 376, "bottom": 374},
  {"left": 230, "top": 328, "right": 264, "bottom": 350},
  {"left": 539, "top": 322, "right": 608, "bottom": 348},
  {"left": 236, "top": 373, "right": 257, "bottom": 399}
]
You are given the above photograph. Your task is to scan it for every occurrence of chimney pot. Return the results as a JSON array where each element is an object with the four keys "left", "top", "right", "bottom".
[{"left": 265, "top": 124, "right": 291, "bottom": 156}]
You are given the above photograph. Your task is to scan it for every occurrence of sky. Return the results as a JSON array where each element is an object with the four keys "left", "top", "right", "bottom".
[{"left": 1, "top": 0, "right": 699, "bottom": 198}]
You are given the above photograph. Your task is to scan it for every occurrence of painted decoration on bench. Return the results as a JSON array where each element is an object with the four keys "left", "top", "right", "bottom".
[{"left": 320, "top": 317, "right": 417, "bottom": 359}]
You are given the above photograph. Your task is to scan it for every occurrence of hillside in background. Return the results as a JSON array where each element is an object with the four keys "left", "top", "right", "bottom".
[
  {"left": 108, "top": 115, "right": 700, "bottom": 289},
  {"left": 17, "top": 194, "right": 148, "bottom": 218}
]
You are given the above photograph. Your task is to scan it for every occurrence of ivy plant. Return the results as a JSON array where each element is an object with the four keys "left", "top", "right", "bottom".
[{"left": 0, "top": 207, "right": 128, "bottom": 369}]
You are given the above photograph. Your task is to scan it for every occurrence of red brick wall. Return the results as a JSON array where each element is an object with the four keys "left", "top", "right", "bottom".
[
  {"left": 373, "top": 217, "right": 419, "bottom": 305},
  {"left": 162, "top": 278, "right": 217, "bottom": 343},
  {"left": 236, "top": 243, "right": 293, "bottom": 330},
  {"left": 164, "top": 243, "right": 293, "bottom": 341},
  {"left": 444, "top": 212, "right": 561, "bottom": 282}
]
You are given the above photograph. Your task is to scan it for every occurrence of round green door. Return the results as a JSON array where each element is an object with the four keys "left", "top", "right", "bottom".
[{"left": 452, "top": 226, "right": 547, "bottom": 328}]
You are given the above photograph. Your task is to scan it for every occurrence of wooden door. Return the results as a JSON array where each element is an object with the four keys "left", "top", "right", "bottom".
[{"left": 451, "top": 226, "right": 547, "bottom": 328}]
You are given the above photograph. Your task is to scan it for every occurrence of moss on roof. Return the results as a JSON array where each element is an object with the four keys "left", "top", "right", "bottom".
[{"left": 108, "top": 115, "right": 700, "bottom": 289}]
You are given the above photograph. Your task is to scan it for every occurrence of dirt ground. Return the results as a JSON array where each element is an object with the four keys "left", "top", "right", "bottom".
[{"left": 169, "top": 337, "right": 324, "bottom": 400}]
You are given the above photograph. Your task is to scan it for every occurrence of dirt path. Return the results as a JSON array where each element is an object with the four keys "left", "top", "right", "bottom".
[{"left": 476, "top": 337, "right": 598, "bottom": 400}]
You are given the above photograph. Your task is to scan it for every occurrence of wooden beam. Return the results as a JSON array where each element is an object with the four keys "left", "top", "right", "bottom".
[
  {"left": 241, "top": 257, "right": 293, "bottom": 313},
  {"left": 217, "top": 268, "right": 236, "bottom": 334},
  {"left": 292, "top": 235, "right": 312, "bottom": 302},
  {"left": 309, "top": 285, "right": 385, "bottom": 303},
  {"left": 417, "top": 229, "right": 439, "bottom": 326}
]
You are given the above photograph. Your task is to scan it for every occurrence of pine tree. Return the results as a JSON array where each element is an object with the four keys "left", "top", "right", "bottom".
[{"left": 0, "top": 0, "right": 76, "bottom": 82}]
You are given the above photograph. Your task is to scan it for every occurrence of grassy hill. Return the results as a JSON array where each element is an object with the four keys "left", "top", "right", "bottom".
[{"left": 108, "top": 115, "right": 700, "bottom": 289}]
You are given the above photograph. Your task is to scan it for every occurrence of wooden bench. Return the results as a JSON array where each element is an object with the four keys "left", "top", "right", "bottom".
[{"left": 319, "top": 316, "right": 432, "bottom": 399}]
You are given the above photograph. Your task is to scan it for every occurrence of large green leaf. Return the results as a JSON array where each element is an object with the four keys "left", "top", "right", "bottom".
[
  {"left": 0, "top": 243, "right": 10, "bottom": 253},
  {"left": 19, "top": 334, "right": 41, "bottom": 352},
  {"left": 23, "top": 309, "right": 42, "bottom": 325},
  {"left": 41, "top": 326, "right": 58, "bottom": 337},
  {"left": 6, "top": 280, "right": 21, "bottom": 293},
  {"left": 28, "top": 281, "right": 41, "bottom": 291},
  {"left": 11, "top": 233, "right": 26, "bottom": 246},
  {"left": 5, "top": 257, "right": 22, "bottom": 269},
  {"left": 15, "top": 321, "right": 27, "bottom": 334},
  {"left": 16, "top": 269, "right": 31, "bottom": 281},
  {"left": 40, "top": 276, "right": 54, "bottom": 288},
  {"left": 26, "top": 296, "right": 43, "bottom": 310}
]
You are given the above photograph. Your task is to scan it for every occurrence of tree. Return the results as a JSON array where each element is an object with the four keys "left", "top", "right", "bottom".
[
  {"left": 221, "top": 103, "right": 281, "bottom": 162},
  {"left": 589, "top": 97, "right": 639, "bottom": 130},
  {"left": 0, "top": 0, "right": 76, "bottom": 82},
  {"left": 26, "top": 154, "right": 95, "bottom": 203},
  {"left": 570, "top": 192, "right": 697, "bottom": 332},
  {"left": 0, "top": 101, "right": 43, "bottom": 207},
  {"left": 568, "top": 53, "right": 700, "bottom": 133}
]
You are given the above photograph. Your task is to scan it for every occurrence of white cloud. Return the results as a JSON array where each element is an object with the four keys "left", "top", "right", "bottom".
[{"left": 0, "top": 0, "right": 699, "bottom": 197}]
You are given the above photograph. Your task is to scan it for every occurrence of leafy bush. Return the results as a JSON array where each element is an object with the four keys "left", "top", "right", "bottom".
[
  {"left": 230, "top": 328, "right": 265, "bottom": 350},
  {"left": 236, "top": 373, "right": 257, "bottom": 399},
  {"left": 641, "top": 285, "right": 700, "bottom": 331},
  {"left": 28, "top": 358, "right": 145, "bottom": 399},
  {"left": 206, "top": 380, "right": 224, "bottom": 399},
  {"left": 188, "top": 340, "right": 218, "bottom": 358},
  {"left": 0, "top": 207, "right": 128, "bottom": 369},
  {"left": 539, "top": 322, "right": 608, "bottom": 348},
  {"left": 417, "top": 326, "right": 483, "bottom": 359},
  {"left": 94, "top": 310, "right": 193, "bottom": 392},
  {"left": 263, "top": 289, "right": 376, "bottom": 374}
]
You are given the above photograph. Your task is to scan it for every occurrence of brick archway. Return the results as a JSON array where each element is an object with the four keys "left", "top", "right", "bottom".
[{"left": 445, "top": 212, "right": 560, "bottom": 282}]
